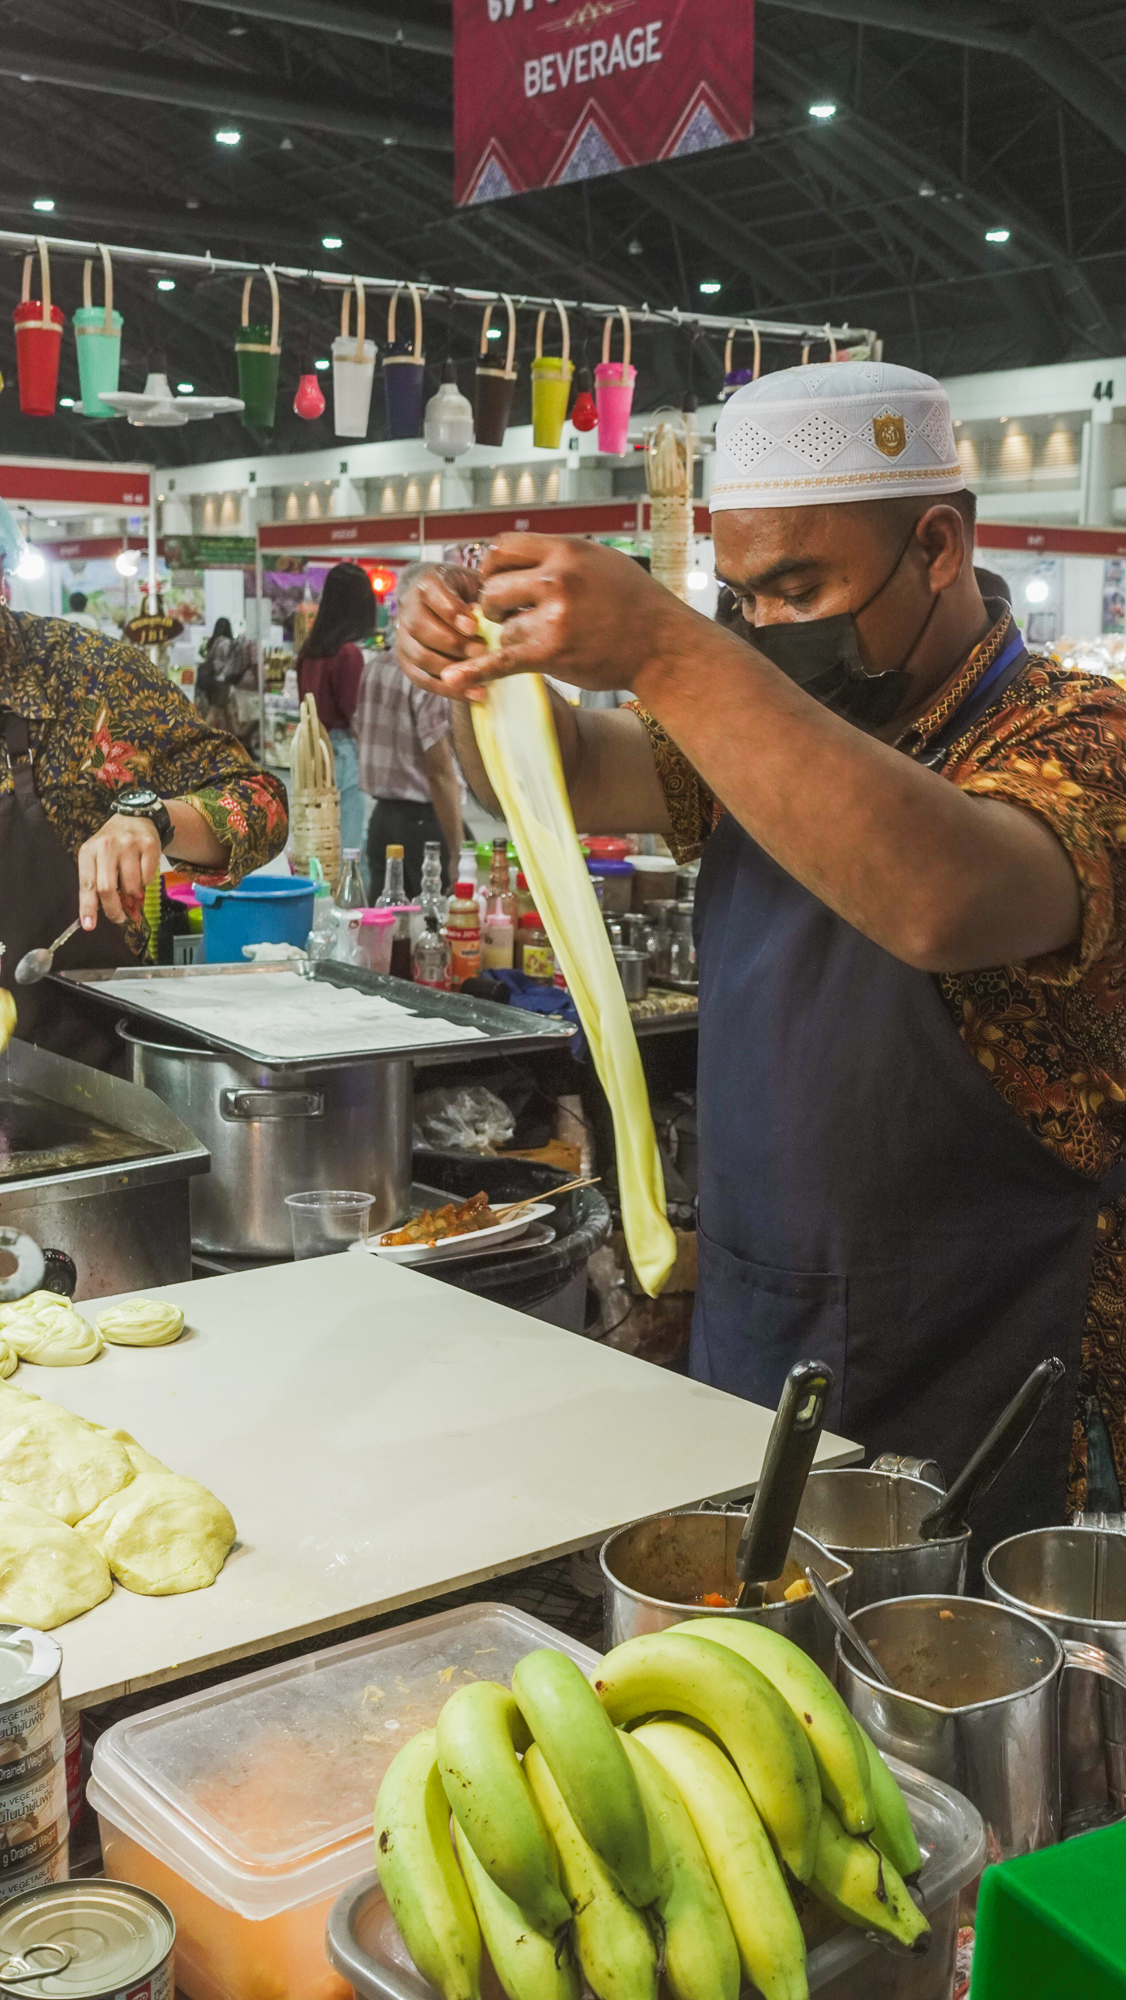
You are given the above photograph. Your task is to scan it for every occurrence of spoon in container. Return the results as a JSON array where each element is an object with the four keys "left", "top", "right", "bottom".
[
  {"left": 805, "top": 1565, "right": 896, "bottom": 1689},
  {"left": 14, "top": 918, "right": 81, "bottom": 985}
]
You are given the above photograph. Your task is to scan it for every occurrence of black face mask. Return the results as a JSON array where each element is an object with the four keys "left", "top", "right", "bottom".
[{"left": 731, "top": 528, "right": 939, "bottom": 730}]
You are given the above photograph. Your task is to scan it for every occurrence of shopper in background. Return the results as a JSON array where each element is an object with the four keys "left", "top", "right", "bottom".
[
  {"left": 196, "top": 617, "right": 247, "bottom": 735},
  {"left": 356, "top": 562, "right": 463, "bottom": 900},
  {"left": 295, "top": 562, "right": 371, "bottom": 859},
  {"left": 62, "top": 591, "right": 101, "bottom": 634}
]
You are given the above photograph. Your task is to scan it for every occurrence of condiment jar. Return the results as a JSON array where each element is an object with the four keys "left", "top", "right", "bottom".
[
  {"left": 444, "top": 882, "right": 482, "bottom": 987},
  {"left": 517, "top": 911, "right": 554, "bottom": 985}
]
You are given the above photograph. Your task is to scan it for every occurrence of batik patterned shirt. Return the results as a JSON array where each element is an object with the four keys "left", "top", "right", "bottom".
[
  {"left": 634, "top": 612, "right": 1126, "bottom": 1508},
  {"left": 0, "top": 604, "right": 288, "bottom": 959}
]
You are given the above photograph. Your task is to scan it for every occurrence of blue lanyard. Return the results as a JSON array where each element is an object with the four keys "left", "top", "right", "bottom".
[{"left": 920, "top": 627, "right": 1028, "bottom": 768}]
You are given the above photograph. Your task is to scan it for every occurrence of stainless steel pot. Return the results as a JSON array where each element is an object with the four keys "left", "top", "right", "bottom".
[
  {"left": 120, "top": 1026, "right": 412, "bottom": 1258},
  {"left": 838, "top": 1593, "right": 1126, "bottom": 1884},
  {"left": 985, "top": 1526, "right": 1126, "bottom": 1820},
  {"left": 794, "top": 1468, "right": 970, "bottom": 1609},
  {"left": 600, "top": 1512, "right": 853, "bottom": 1674}
]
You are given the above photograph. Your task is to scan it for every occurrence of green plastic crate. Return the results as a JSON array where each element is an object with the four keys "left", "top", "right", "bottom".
[{"left": 971, "top": 1821, "right": 1126, "bottom": 1998}]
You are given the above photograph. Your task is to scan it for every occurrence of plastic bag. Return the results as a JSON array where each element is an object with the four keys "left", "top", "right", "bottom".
[{"left": 414, "top": 1085, "right": 515, "bottom": 1155}]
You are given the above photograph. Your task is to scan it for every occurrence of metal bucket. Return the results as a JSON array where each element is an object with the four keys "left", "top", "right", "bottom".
[
  {"left": 120, "top": 1026, "right": 412, "bottom": 1258},
  {"left": 794, "top": 1468, "right": 969, "bottom": 1609},
  {"left": 985, "top": 1526, "right": 1126, "bottom": 1820},
  {"left": 600, "top": 1513, "right": 853, "bottom": 1674},
  {"left": 838, "top": 1593, "right": 1126, "bottom": 1884}
]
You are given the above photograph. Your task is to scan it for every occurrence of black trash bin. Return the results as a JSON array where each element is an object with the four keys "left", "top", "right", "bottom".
[{"left": 411, "top": 1150, "right": 610, "bottom": 1332}]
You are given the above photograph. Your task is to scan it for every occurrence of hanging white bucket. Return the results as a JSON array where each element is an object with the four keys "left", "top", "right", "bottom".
[{"left": 332, "top": 278, "right": 376, "bottom": 439}]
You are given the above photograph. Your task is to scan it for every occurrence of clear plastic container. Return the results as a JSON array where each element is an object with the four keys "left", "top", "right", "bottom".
[
  {"left": 585, "top": 858, "right": 633, "bottom": 915},
  {"left": 326, "top": 1756, "right": 985, "bottom": 2000},
  {"left": 88, "top": 1604, "right": 600, "bottom": 2000}
]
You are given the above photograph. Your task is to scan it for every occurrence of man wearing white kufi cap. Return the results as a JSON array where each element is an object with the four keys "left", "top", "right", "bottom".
[{"left": 398, "top": 361, "right": 1126, "bottom": 1533}]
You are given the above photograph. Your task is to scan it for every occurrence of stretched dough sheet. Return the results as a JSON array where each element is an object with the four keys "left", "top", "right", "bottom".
[{"left": 471, "top": 637, "right": 676, "bottom": 1296}]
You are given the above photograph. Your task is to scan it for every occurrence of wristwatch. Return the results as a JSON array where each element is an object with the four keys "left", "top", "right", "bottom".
[{"left": 113, "top": 786, "right": 175, "bottom": 851}]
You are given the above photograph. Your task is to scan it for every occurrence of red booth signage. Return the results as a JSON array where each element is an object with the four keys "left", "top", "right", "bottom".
[{"left": 454, "top": 0, "right": 754, "bottom": 206}]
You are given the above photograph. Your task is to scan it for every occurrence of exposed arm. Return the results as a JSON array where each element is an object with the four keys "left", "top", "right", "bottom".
[
  {"left": 421, "top": 736, "right": 466, "bottom": 878},
  {"left": 429, "top": 537, "right": 1079, "bottom": 975}
]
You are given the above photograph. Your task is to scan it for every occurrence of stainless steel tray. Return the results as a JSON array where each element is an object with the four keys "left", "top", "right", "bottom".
[{"left": 58, "top": 962, "right": 577, "bottom": 1072}]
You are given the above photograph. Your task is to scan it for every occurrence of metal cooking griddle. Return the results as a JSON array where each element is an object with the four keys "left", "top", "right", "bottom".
[
  {"left": 0, "top": 1084, "right": 159, "bottom": 1184},
  {"left": 58, "top": 962, "right": 577, "bottom": 1071}
]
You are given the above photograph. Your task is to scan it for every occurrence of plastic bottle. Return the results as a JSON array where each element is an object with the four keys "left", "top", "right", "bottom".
[
  {"left": 413, "top": 913, "right": 451, "bottom": 990},
  {"left": 335, "top": 849, "right": 366, "bottom": 910},
  {"left": 304, "top": 880, "right": 337, "bottom": 964},
  {"left": 376, "top": 844, "right": 413, "bottom": 980},
  {"left": 487, "top": 836, "right": 517, "bottom": 924},
  {"left": 482, "top": 894, "right": 515, "bottom": 971},
  {"left": 444, "top": 882, "right": 482, "bottom": 987},
  {"left": 517, "top": 911, "right": 554, "bottom": 985}
]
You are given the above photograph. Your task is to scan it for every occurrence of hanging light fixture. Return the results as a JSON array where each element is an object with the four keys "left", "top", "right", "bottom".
[
  {"left": 424, "top": 359, "right": 474, "bottom": 460},
  {"left": 293, "top": 348, "right": 326, "bottom": 420}
]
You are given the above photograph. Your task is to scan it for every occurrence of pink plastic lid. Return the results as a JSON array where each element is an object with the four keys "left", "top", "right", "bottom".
[{"left": 358, "top": 908, "right": 396, "bottom": 926}]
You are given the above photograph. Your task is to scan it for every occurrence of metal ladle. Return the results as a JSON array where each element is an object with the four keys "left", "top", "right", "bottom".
[{"left": 14, "top": 918, "right": 81, "bottom": 986}]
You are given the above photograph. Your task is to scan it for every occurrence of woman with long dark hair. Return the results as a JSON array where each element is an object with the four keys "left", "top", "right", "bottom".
[{"left": 296, "top": 562, "right": 375, "bottom": 861}]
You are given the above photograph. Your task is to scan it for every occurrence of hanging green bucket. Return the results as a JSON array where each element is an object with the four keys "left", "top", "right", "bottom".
[
  {"left": 235, "top": 266, "right": 281, "bottom": 428},
  {"left": 73, "top": 246, "right": 123, "bottom": 420}
]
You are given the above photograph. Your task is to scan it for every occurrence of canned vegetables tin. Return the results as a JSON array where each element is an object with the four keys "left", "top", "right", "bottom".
[
  {"left": 0, "top": 1843, "right": 67, "bottom": 1904},
  {"left": 0, "top": 1631, "right": 61, "bottom": 1789},
  {"left": 0, "top": 1882, "right": 175, "bottom": 1998},
  {"left": 0, "top": 1763, "right": 66, "bottom": 1873}
]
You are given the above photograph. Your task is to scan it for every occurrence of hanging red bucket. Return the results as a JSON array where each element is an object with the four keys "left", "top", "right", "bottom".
[{"left": 14, "top": 237, "right": 64, "bottom": 417}]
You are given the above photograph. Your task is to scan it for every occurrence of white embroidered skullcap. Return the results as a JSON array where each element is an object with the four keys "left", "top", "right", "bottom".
[{"left": 711, "top": 360, "right": 963, "bottom": 511}]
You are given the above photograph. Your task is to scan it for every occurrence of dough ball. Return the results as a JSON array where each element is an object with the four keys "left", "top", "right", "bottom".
[
  {"left": 3, "top": 1302, "right": 103, "bottom": 1367},
  {"left": 79, "top": 1472, "right": 236, "bottom": 1595},
  {"left": 0, "top": 1292, "right": 62, "bottom": 1329},
  {"left": 0, "top": 1343, "right": 18, "bottom": 1381},
  {"left": 95, "top": 1300, "right": 185, "bottom": 1348},
  {"left": 0, "top": 1413, "right": 133, "bottom": 1526},
  {"left": 0, "top": 1498, "right": 112, "bottom": 1629}
]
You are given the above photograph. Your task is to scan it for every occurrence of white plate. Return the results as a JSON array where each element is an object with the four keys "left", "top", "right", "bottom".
[{"left": 356, "top": 1202, "right": 557, "bottom": 1266}]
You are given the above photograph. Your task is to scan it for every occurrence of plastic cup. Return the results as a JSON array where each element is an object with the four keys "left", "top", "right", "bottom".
[{"left": 285, "top": 1190, "right": 374, "bottom": 1260}]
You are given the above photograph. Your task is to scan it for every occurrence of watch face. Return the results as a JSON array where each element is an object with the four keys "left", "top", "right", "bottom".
[{"left": 117, "top": 787, "right": 160, "bottom": 811}]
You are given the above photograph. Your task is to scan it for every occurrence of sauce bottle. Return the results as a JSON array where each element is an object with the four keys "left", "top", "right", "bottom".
[
  {"left": 444, "top": 883, "right": 482, "bottom": 987},
  {"left": 517, "top": 911, "right": 554, "bottom": 985}
]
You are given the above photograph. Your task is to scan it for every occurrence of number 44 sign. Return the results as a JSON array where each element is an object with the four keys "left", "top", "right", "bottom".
[{"left": 454, "top": 0, "right": 754, "bottom": 206}]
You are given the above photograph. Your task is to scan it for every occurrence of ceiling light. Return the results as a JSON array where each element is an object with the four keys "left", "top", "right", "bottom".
[
  {"left": 228, "top": 20, "right": 247, "bottom": 31},
  {"left": 214, "top": 128, "right": 241, "bottom": 146},
  {"left": 58, "top": 397, "right": 75, "bottom": 408},
  {"left": 486, "top": 326, "right": 502, "bottom": 340},
  {"left": 687, "top": 569, "right": 711, "bottom": 593},
  {"left": 15, "top": 548, "right": 46, "bottom": 580},
  {"left": 1025, "top": 578, "right": 1050, "bottom": 605},
  {"left": 699, "top": 281, "right": 722, "bottom": 295},
  {"left": 156, "top": 278, "right": 176, "bottom": 291},
  {"left": 32, "top": 197, "right": 54, "bottom": 213},
  {"left": 279, "top": 136, "right": 294, "bottom": 150},
  {"left": 185, "top": 198, "right": 201, "bottom": 210},
  {"left": 918, "top": 180, "right": 936, "bottom": 198},
  {"left": 176, "top": 382, "right": 195, "bottom": 394},
  {"left": 628, "top": 237, "right": 644, "bottom": 256},
  {"left": 809, "top": 101, "right": 837, "bottom": 119},
  {"left": 985, "top": 227, "right": 1010, "bottom": 243},
  {"left": 321, "top": 235, "right": 343, "bottom": 250},
  {"left": 314, "top": 357, "right": 330, "bottom": 371},
  {"left": 115, "top": 549, "right": 140, "bottom": 577}
]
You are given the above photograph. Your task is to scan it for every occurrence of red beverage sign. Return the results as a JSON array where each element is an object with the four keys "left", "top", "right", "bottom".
[{"left": 454, "top": 0, "right": 754, "bottom": 207}]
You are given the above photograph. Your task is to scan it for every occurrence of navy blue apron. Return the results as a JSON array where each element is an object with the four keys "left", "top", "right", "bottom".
[{"left": 689, "top": 633, "right": 1126, "bottom": 1542}]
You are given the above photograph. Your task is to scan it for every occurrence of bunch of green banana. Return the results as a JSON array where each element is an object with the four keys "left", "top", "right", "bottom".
[
  {"left": 593, "top": 1629, "right": 822, "bottom": 1881},
  {"left": 808, "top": 1798, "right": 930, "bottom": 1952},
  {"left": 617, "top": 1726, "right": 740, "bottom": 2000},
  {"left": 853, "top": 1719, "right": 924, "bottom": 1880},
  {"left": 524, "top": 1742, "right": 659, "bottom": 2000},
  {"left": 453, "top": 1821, "right": 580, "bottom": 2000},
  {"left": 685, "top": 1615, "right": 875, "bottom": 1835},
  {"left": 435, "top": 1680, "right": 571, "bottom": 1940},
  {"left": 633, "top": 1719, "right": 810, "bottom": 2000},
  {"left": 373, "top": 1727, "right": 483, "bottom": 2000},
  {"left": 511, "top": 1647, "right": 659, "bottom": 1908}
]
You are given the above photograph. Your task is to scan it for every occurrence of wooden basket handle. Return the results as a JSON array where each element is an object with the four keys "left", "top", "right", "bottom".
[
  {"left": 601, "top": 306, "right": 632, "bottom": 372},
  {"left": 241, "top": 266, "right": 280, "bottom": 352},
  {"left": 82, "top": 245, "right": 115, "bottom": 331},
  {"left": 387, "top": 283, "right": 423, "bottom": 360},
  {"left": 479, "top": 293, "right": 516, "bottom": 375},
  {"left": 535, "top": 299, "right": 570, "bottom": 365},
  {"left": 724, "top": 323, "right": 761, "bottom": 380},
  {"left": 340, "top": 278, "right": 367, "bottom": 360},
  {"left": 21, "top": 237, "right": 52, "bottom": 326}
]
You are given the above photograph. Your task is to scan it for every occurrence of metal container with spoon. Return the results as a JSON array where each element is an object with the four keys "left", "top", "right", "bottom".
[
  {"left": 985, "top": 1525, "right": 1126, "bottom": 1824},
  {"left": 601, "top": 1361, "right": 852, "bottom": 1671},
  {"left": 836, "top": 1592, "right": 1126, "bottom": 1884},
  {"left": 794, "top": 1357, "right": 1066, "bottom": 1609}
]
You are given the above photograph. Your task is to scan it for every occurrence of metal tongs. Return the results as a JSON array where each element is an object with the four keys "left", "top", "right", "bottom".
[{"left": 735, "top": 1359, "right": 835, "bottom": 1608}]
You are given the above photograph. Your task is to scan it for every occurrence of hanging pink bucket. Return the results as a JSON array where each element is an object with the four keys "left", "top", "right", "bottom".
[{"left": 594, "top": 308, "right": 636, "bottom": 455}]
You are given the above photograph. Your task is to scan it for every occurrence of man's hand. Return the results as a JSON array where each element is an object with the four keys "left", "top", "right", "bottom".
[{"left": 78, "top": 813, "right": 162, "bottom": 929}]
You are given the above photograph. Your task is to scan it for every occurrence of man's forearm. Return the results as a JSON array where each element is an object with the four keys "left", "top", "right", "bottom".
[
  {"left": 632, "top": 627, "right": 1080, "bottom": 973},
  {"left": 430, "top": 772, "right": 465, "bottom": 875},
  {"left": 450, "top": 689, "right": 583, "bottom": 815}
]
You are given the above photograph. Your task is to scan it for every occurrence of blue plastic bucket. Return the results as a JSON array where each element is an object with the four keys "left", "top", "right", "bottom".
[{"left": 195, "top": 874, "right": 315, "bottom": 964}]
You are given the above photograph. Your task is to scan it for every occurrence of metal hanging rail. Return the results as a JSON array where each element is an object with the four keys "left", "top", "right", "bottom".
[{"left": 0, "top": 228, "right": 875, "bottom": 350}]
